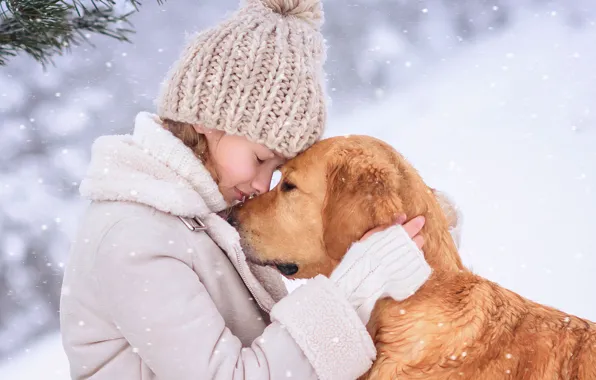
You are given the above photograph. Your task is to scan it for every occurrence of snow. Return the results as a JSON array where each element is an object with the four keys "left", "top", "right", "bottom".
[
  {"left": 0, "top": 334, "right": 68, "bottom": 380},
  {"left": 292, "top": 15, "right": 596, "bottom": 317},
  {"left": 1, "top": 10, "right": 595, "bottom": 380},
  {"left": 322, "top": 13, "right": 596, "bottom": 321}
]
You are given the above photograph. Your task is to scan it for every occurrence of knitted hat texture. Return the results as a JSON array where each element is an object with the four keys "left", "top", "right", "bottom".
[{"left": 157, "top": 0, "right": 327, "bottom": 158}]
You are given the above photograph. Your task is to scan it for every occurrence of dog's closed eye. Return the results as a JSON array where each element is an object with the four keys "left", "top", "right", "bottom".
[{"left": 280, "top": 181, "right": 296, "bottom": 192}]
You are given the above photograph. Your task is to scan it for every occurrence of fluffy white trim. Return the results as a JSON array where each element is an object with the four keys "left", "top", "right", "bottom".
[{"left": 80, "top": 112, "right": 287, "bottom": 311}]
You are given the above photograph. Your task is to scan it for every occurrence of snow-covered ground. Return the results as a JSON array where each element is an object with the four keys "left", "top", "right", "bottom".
[{"left": 1, "top": 13, "right": 595, "bottom": 379}]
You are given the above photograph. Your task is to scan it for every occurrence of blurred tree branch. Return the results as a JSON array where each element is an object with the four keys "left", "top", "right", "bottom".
[{"left": 0, "top": 0, "right": 164, "bottom": 67}]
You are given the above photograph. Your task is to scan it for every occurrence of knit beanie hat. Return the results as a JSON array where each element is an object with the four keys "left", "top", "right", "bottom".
[{"left": 157, "top": 0, "right": 327, "bottom": 158}]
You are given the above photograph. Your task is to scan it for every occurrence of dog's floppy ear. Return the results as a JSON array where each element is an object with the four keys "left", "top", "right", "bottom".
[{"left": 321, "top": 151, "right": 403, "bottom": 261}]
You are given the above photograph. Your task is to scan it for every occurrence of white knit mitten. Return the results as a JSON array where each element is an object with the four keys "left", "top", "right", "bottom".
[{"left": 329, "top": 224, "right": 432, "bottom": 324}]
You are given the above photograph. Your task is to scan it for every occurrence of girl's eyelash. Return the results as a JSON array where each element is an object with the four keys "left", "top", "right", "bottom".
[{"left": 256, "top": 156, "right": 264, "bottom": 164}]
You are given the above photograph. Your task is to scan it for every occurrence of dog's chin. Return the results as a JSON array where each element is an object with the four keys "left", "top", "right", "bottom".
[
  {"left": 238, "top": 239, "right": 267, "bottom": 266},
  {"left": 245, "top": 252, "right": 267, "bottom": 266},
  {"left": 238, "top": 235, "right": 300, "bottom": 277}
]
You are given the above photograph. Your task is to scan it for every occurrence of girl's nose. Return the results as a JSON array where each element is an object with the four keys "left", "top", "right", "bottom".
[{"left": 252, "top": 167, "right": 274, "bottom": 195}]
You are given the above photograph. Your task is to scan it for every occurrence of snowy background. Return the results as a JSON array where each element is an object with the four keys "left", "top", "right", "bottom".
[{"left": 1, "top": 0, "right": 595, "bottom": 378}]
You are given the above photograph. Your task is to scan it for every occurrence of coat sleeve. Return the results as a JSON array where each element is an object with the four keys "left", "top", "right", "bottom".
[{"left": 94, "top": 217, "right": 376, "bottom": 380}]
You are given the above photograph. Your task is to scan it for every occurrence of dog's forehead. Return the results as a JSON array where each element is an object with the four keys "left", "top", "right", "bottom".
[
  {"left": 288, "top": 136, "right": 385, "bottom": 176},
  {"left": 286, "top": 155, "right": 327, "bottom": 180},
  {"left": 288, "top": 144, "right": 332, "bottom": 169}
]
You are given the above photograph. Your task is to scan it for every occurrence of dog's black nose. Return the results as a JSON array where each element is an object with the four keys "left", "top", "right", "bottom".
[{"left": 275, "top": 263, "right": 299, "bottom": 276}]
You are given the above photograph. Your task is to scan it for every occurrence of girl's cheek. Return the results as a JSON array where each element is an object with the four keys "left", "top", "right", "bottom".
[{"left": 224, "top": 161, "right": 258, "bottom": 185}]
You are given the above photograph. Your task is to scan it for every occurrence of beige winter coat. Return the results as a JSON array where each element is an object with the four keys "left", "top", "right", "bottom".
[{"left": 60, "top": 113, "right": 377, "bottom": 380}]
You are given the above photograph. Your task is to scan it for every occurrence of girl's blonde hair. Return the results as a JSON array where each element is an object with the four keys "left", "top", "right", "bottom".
[
  {"left": 161, "top": 118, "right": 210, "bottom": 163},
  {"left": 161, "top": 118, "right": 221, "bottom": 186},
  {"left": 162, "top": 119, "right": 235, "bottom": 213}
]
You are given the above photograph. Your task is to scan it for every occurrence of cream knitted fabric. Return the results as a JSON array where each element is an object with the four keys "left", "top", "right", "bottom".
[{"left": 157, "top": 0, "right": 327, "bottom": 158}]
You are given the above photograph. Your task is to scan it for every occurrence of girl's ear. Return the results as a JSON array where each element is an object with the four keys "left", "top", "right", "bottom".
[{"left": 193, "top": 124, "right": 209, "bottom": 134}]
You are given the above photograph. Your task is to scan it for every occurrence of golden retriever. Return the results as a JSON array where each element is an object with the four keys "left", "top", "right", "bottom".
[{"left": 230, "top": 135, "right": 596, "bottom": 379}]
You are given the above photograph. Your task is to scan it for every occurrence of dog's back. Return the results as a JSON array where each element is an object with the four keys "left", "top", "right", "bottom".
[{"left": 364, "top": 270, "right": 596, "bottom": 379}]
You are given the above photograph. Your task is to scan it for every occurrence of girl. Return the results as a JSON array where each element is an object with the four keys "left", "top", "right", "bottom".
[{"left": 60, "top": 1, "right": 460, "bottom": 379}]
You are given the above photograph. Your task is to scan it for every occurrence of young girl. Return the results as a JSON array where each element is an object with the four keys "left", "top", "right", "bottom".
[{"left": 60, "top": 1, "right": 460, "bottom": 379}]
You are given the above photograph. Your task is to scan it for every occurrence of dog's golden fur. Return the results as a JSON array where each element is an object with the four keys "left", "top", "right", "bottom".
[{"left": 232, "top": 135, "right": 596, "bottom": 379}]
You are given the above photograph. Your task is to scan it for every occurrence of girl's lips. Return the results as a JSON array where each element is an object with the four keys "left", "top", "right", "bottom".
[{"left": 234, "top": 187, "right": 248, "bottom": 201}]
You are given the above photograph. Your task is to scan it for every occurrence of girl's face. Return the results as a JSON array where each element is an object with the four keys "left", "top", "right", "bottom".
[{"left": 195, "top": 126, "right": 286, "bottom": 205}]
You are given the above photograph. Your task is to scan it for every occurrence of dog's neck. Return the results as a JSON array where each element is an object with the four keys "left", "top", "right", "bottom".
[
  {"left": 400, "top": 181, "right": 465, "bottom": 274},
  {"left": 423, "top": 205, "right": 464, "bottom": 273}
]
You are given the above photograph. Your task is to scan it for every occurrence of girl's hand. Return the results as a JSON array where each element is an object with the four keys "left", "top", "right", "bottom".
[
  {"left": 331, "top": 213, "right": 431, "bottom": 324},
  {"left": 360, "top": 214, "right": 425, "bottom": 250}
]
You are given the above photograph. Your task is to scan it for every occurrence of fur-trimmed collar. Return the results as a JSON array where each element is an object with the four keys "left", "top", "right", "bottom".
[{"left": 79, "top": 111, "right": 287, "bottom": 311}]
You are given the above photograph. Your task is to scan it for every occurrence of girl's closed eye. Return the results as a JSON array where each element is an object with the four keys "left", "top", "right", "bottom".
[{"left": 256, "top": 156, "right": 265, "bottom": 164}]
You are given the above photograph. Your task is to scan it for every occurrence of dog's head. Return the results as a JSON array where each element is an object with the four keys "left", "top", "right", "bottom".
[{"left": 230, "top": 135, "right": 462, "bottom": 279}]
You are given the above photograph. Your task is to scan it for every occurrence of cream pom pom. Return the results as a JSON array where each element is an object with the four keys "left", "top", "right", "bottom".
[{"left": 248, "top": 0, "right": 323, "bottom": 25}]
